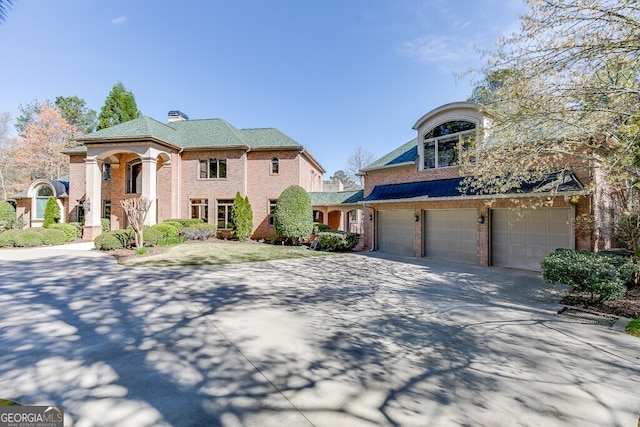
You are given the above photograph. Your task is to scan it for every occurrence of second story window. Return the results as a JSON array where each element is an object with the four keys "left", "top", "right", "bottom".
[
  {"left": 423, "top": 120, "right": 476, "bottom": 169},
  {"left": 199, "top": 158, "right": 227, "bottom": 179},
  {"left": 271, "top": 158, "right": 279, "bottom": 174}
]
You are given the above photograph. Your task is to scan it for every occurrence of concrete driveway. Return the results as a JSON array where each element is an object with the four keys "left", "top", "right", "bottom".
[{"left": 0, "top": 245, "right": 638, "bottom": 426}]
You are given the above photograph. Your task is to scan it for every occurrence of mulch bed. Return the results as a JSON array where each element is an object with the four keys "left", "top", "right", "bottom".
[{"left": 561, "top": 287, "right": 640, "bottom": 319}]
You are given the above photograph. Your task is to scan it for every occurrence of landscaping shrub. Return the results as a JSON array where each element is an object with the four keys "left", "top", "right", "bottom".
[
  {"left": 13, "top": 229, "right": 44, "bottom": 247},
  {"left": 157, "top": 236, "right": 187, "bottom": 246},
  {"left": 40, "top": 228, "right": 67, "bottom": 246},
  {"left": 142, "top": 226, "right": 163, "bottom": 247},
  {"left": 49, "top": 223, "right": 77, "bottom": 242},
  {"left": 152, "top": 223, "right": 180, "bottom": 238},
  {"left": 274, "top": 185, "right": 313, "bottom": 244},
  {"left": 94, "top": 232, "right": 124, "bottom": 251},
  {"left": 541, "top": 249, "right": 635, "bottom": 301},
  {"left": 101, "top": 218, "right": 111, "bottom": 233},
  {"left": 110, "top": 229, "right": 134, "bottom": 248},
  {"left": 42, "top": 197, "right": 61, "bottom": 228},
  {"left": 313, "top": 222, "right": 331, "bottom": 234},
  {"left": 68, "top": 222, "right": 83, "bottom": 238},
  {"left": 317, "top": 231, "right": 359, "bottom": 251},
  {"left": 166, "top": 218, "right": 203, "bottom": 227},
  {"left": 162, "top": 221, "right": 184, "bottom": 232},
  {"left": 181, "top": 223, "right": 217, "bottom": 240},
  {"left": 231, "top": 192, "right": 253, "bottom": 241},
  {"left": 0, "top": 201, "right": 15, "bottom": 231},
  {"left": 0, "top": 229, "right": 20, "bottom": 247}
]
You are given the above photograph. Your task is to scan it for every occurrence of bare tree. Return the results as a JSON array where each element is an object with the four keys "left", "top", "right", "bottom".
[
  {"left": 346, "top": 146, "right": 375, "bottom": 187},
  {"left": 120, "top": 197, "right": 152, "bottom": 249}
]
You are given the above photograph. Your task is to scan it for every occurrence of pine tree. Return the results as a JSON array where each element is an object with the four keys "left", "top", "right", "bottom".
[
  {"left": 97, "top": 83, "right": 141, "bottom": 130},
  {"left": 231, "top": 192, "right": 253, "bottom": 241},
  {"left": 43, "top": 196, "right": 60, "bottom": 228}
]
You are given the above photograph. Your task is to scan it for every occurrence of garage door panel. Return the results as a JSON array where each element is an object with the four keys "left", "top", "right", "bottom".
[
  {"left": 491, "top": 208, "right": 573, "bottom": 271},
  {"left": 378, "top": 210, "right": 414, "bottom": 256},
  {"left": 425, "top": 209, "right": 477, "bottom": 264}
]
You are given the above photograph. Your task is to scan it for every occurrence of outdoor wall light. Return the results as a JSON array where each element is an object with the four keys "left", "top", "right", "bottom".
[
  {"left": 369, "top": 214, "right": 373, "bottom": 221},
  {"left": 478, "top": 214, "right": 485, "bottom": 224},
  {"left": 415, "top": 215, "right": 420, "bottom": 222}
]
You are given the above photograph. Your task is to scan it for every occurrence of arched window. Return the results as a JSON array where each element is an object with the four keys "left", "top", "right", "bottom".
[
  {"left": 126, "top": 159, "right": 142, "bottom": 194},
  {"left": 271, "top": 158, "right": 279, "bottom": 174},
  {"left": 423, "top": 120, "right": 476, "bottom": 169},
  {"left": 34, "top": 185, "right": 53, "bottom": 219}
]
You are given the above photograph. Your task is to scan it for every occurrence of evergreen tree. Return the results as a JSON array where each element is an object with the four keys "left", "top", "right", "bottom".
[
  {"left": 97, "top": 83, "right": 141, "bottom": 130},
  {"left": 55, "top": 96, "right": 97, "bottom": 134},
  {"left": 274, "top": 185, "right": 313, "bottom": 244},
  {"left": 43, "top": 196, "right": 60, "bottom": 228},
  {"left": 231, "top": 192, "right": 253, "bottom": 241}
]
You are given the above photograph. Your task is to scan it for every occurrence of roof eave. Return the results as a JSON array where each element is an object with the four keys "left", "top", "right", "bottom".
[
  {"left": 364, "top": 190, "right": 587, "bottom": 204},
  {"left": 361, "top": 161, "right": 415, "bottom": 173},
  {"left": 80, "top": 136, "right": 181, "bottom": 151}
]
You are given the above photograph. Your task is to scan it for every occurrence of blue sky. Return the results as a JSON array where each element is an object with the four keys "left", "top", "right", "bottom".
[{"left": 0, "top": 0, "right": 524, "bottom": 176}]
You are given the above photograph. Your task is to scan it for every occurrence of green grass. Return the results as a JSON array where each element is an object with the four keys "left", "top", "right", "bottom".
[
  {"left": 120, "top": 240, "right": 332, "bottom": 267},
  {"left": 627, "top": 317, "right": 640, "bottom": 338},
  {"left": 0, "top": 399, "right": 20, "bottom": 406}
]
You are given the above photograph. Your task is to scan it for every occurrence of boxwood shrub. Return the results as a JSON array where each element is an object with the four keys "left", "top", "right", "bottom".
[
  {"left": 162, "top": 221, "right": 184, "bottom": 232},
  {"left": 541, "top": 249, "right": 636, "bottom": 301},
  {"left": 95, "top": 232, "right": 124, "bottom": 251},
  {"left": 317, "top": 231, "right": 359, "bottom": 252},
  {"left": 13, "top": 229, "right": 44, "bottom": 247},
  {"left": 166, "top": 218, "right": 204, "bottom": 227},
  {"left": 49, "top": 223, "right": 77, "bottom": 242},
  {"left": 142, "top": 226, "right": 163, "bottom": 247},
  {"left": 0, "top": 229, "right": 20, "bottom": 247},
  {"left": 152, "top": 223, "right": 180, "bottom": 238},
  {"left": 40, "top": 229, "right": 67, "bottom": 246}
]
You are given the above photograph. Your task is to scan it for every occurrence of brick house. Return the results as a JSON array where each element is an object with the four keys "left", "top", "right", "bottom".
[
  {"left": 360, "top": 101, "right": 611, "bottom": 271},
  {"left": 17, "top": 111, "right": 325, "bottom": 240}
]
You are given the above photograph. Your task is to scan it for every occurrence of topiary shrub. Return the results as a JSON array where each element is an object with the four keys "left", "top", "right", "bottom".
[
  {"left": 167, "top": 218, "right": 203, "bottom": 227},
  {"left": 101, "top": 218, "right": 111, "bottom": 233},
  {"left": 231, "top": 192, "right": 253, "bottom": 241},
  {"left": 0, "top": 201, "right": 16, "bottom": 231},
  {"left": 182, "top": 223, "right": 217, "bottom": 240},
  {"left": 142, "top": 226, "right": 163, "bottom": 247},
  {"left": 317, "top": 231, "right": 359, "bottom": 251},
  {"left": 13, "top": 229, "right": 44, "bottom": 247},
  {"left": 40, "top": 228, "right": 67, "bottom": 246},
  {"left": 42, "top": 197, "right": 61, "bottom": 228},
  {"left": 152, "top": 223, "right": 179, "bottom": 238},
  {"left": 274, "top": 185, "right": 313, "bottom": 244},
  {"left": 49, "top": 223, "right": 77, "bottom": 242},
  {"left": 541, "top": 249, "right": 635, "bottom": 301},
  {"left": 94, "top": 232, "right": 124, "bottom": 251},
  {"left": 0, "top": 229, "right": 20, "bottom": 247}
]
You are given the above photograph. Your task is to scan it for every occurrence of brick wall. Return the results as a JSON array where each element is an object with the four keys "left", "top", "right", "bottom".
[{"left": 68, "top": 155, "right": 86, "bottom": 223}]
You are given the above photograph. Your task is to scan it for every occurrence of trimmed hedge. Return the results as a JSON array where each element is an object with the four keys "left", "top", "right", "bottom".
[
  {"left": 142, "top": 226, "right": 163, "bottom": 247},
  {"left": 0, "top": 229, "right": 20, "bottom": 247},
  {"left": 40, "top": 229, "right": 67, "bottom": 245},
  {"left": 182, "top": 223, "right": 217, "bottom": 240},
  {"left": 274, "top": 185, "right": 313, "bottom": 243},
  {"left": 166, "top": 218, "right": 204, "bottom": 227},
  {"left": 152, "top": 223, "right": 180, "bottom": 238},
  {"left": 49, "top": 223, "right": 77, "bottom": 242},
  {"left": 541, "top": 249, "right": 636, "bottom": 301},
  {"left": 68, "top": 222, "right": 83, "bottom": 238},
  {"left": 0, "top": 201, "right": 16, "bottom": 231},
  {"left": 95, "top": 232, "right": 124, "bottom": 251},
  {"left": 317, "top": 231, "right": 359, "bottom": 252},
  {"left": 162, "top": 221, "right": 184, "bottom": 232},
  {"left": 13, "top": 229, "right": 44, "bottom": 247},
  {"left": 313, "top": 222, "right": 331, "bottom": 234}
]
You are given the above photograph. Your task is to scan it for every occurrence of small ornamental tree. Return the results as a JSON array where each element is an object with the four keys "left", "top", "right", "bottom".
[
  {"left": 274, "top": 185, "right": 313, "bottom": 244},
  {"left": 42, "top": 196, "right": 60, "bottom": 228},
  {"left": 120, "top": 196, "right": 152, "bottom": 248},
  {"left": 231, "top": 192, "right": 253, "bottom": 241}
]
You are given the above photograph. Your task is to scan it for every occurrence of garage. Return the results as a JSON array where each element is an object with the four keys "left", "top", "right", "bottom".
[
  {"left": 424, "top": 209, "right": 478, "bottom": 264},
  {"left": 491, "top": 208, "right": 573, "bottom": 271},
  {"left": 377, "top": 210, "right": 415, "bottom": 256}
]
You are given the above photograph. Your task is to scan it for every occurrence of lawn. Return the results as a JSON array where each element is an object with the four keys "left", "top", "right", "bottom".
[{"left": 118, "top": 240, "right": 333, "bottom": 267}]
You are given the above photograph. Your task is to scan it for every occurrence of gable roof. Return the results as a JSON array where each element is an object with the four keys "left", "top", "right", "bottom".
[
  {"left": 76, "top": 116, "right": 303, "bottom": 151},
  {"left": 361, "top": 137, "right": 418, "bottom": 171},
  {"left": 309, "top": 190, "right": 364, "bottom": 206}
]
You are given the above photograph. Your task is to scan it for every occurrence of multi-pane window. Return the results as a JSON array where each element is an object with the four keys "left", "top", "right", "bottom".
[
  {"left": 191, "top": 198, "right": 208, "bottom": 222},
  {"left": 423, "top": 120, "right": 476, "bottom": 169},
  {"left": 217, "top": 199, "right": 234, "bottom": 229},
  {"left": 271, "top": 158, "right": 279, "bottom": 174},
  {"left": 35, "top": 185, "right": 53, "bottom": 219},
  {"left": 199, "top": 158, "right": 227, "bottom": 179},
  {"left": 102, "top": 200, "right": 111, "bottom": 219},
  {"left": 126, "top": 159, "right": 142, "bottom": 194},
  {"left": 268, "top": 199, "right": 277, "bottom": 226},
  {"left": 102, "top": 163, "right": 111, "bottom": 181}
]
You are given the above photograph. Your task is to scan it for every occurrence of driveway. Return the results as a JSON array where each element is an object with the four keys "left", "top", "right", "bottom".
[{"left": 0, "top": 246, "right": 638, "bottom": 426}]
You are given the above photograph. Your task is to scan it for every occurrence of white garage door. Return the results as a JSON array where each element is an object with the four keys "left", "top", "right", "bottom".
[
  {"left": 492, "top": 208, "right": 573, "bottom": 271},
  {"left": 424, "top": 209, "right": 477, "bottom": 264},
  {"left": 377, "top": 210, "right": 414, "bottom": 256}
]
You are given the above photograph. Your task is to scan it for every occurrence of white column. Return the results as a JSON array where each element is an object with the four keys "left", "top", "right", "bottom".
[
  {"left": 84, "top": 157, "right": 102, "bottom": 237},
  {"left": 141, "top": 156, "right": 158, "bottom": 225}
]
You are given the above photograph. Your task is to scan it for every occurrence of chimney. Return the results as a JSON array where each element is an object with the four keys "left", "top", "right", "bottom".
[{"left": 168, "top": 110, "right": 189, "bottom": 123}]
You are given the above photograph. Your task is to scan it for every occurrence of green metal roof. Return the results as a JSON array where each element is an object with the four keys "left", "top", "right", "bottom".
[
  {"left": 309, "top": 190, "right": 364, "bottom": 206},
  {"left": 76, "top": 116, "right": 303, "bottom": 150}
]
